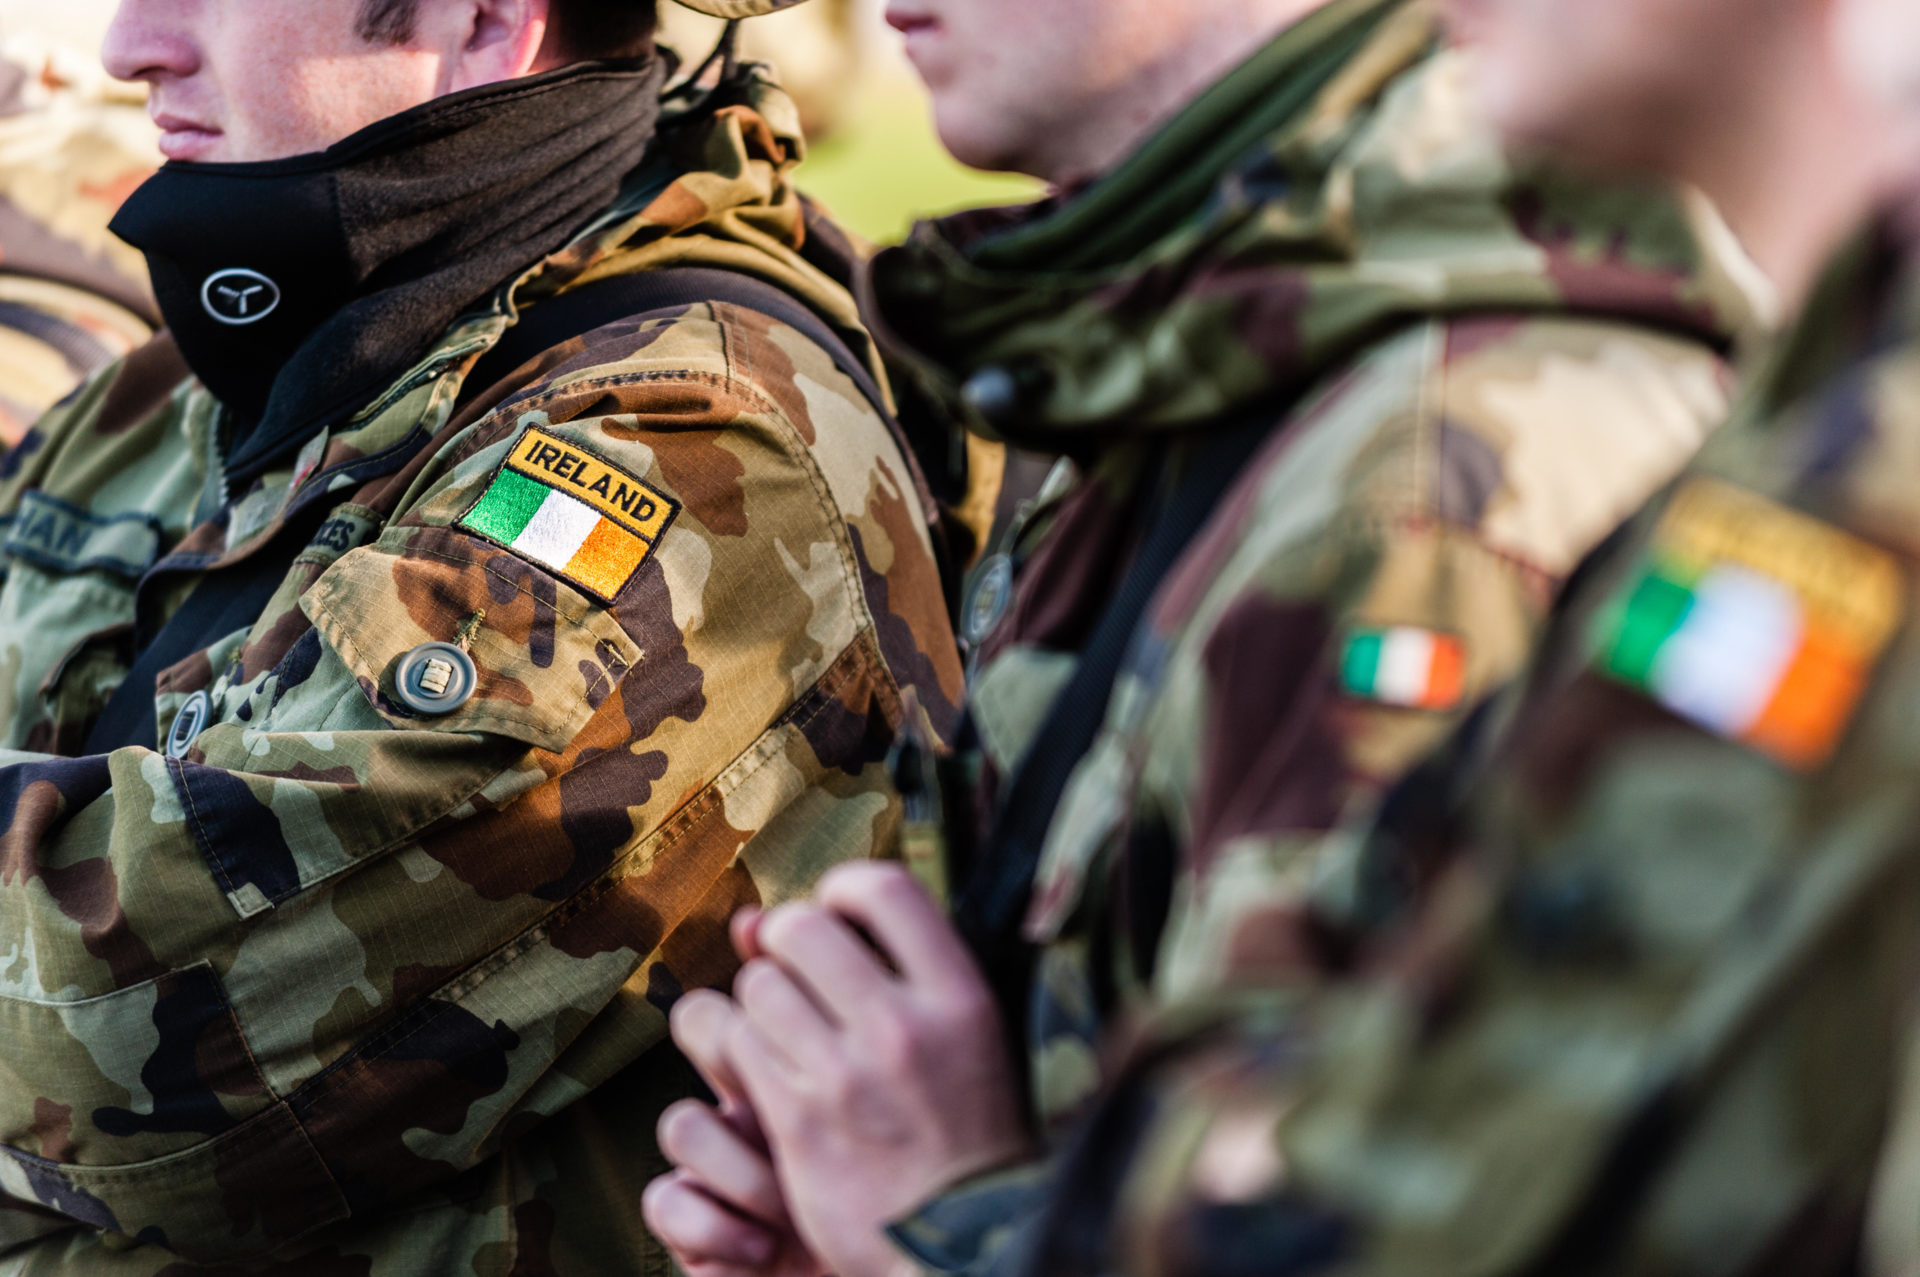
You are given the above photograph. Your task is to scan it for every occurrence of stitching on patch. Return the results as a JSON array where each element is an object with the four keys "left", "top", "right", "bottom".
[{"left": 452, "top": 429, "right": 681, "bottom": 605}]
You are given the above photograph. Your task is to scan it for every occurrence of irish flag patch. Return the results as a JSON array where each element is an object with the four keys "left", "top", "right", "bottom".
[
  {"left": 459, "top": 427, "right": 679, "bottom": 603},
  {"left": 1340, "top": 627, "right": 1468, "bottom": 711},
  {"left": 1594, "top": 478, "right": 1905, "bottom": 770}
]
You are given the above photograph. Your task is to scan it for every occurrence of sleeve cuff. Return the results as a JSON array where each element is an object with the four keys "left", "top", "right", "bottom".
[{"left": 884, "top": 1159, "right": 1055, "bottom": 1276}]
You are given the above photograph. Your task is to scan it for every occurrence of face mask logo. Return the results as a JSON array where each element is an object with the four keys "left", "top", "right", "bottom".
[{"left": 201, "top": 268, "right": 282, "bottom": 326}]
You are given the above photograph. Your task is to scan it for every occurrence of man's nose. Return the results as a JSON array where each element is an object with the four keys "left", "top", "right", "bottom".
[{"left": 101, "top": 0, "right": 201, "bottom": 85}]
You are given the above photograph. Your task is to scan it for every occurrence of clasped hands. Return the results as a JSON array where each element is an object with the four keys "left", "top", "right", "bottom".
[{"left": 643, "top": 862, "right": 1034, "bottom": 1277}]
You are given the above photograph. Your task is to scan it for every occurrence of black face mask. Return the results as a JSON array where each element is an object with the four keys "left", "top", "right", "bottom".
[{"left": 110, "top": 57, "right": 667, "bottom": 485}]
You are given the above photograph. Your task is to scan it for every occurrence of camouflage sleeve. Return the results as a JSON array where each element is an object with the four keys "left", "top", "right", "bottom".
[
  {"left": 1036, "top": 427, "right": 1920, "bottom": 1275},
  {"left": 903, "top": 316, "right": 1731, "bottom": 1277},
  {"left": 0, "top": 305, "right": 959, "bottom": 1262},
  {"left": 1133, "top": 314, "right": 1732, "bottom": 1003}
]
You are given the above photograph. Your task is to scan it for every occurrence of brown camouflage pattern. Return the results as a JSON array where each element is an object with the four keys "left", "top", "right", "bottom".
[
  {"left": 0, "top": 66, "right": 961, "bottom": 1272},
  {"left": 1016, "top": 213, "right": 1920, "bottom": 1277},
  {"left": 870, "top": 4, "right": 1772, "bottom": 1272}
]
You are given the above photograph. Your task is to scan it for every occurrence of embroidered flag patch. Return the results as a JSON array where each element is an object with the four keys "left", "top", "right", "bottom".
[
  {"left": 459, "top": 427, "right": 679, "bottom": 602},
  {"left": 1594, "top": 478, "right": 1905, "bottom": 769},
  {"left": 1340, "top": 627, "right": 1468, "bottom": 710}
]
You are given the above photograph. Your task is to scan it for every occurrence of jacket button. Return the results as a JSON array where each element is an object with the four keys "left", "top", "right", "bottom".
[
  {"left": 166, "top": 691, "right": 212, "bottom": 759},
  {"left": 961, "top": 366, "right": 1023, "bottom": 427},
  {"left": 965, "top": 553, "right": 1016, "bottom": 644},
  {"left": 395, "top": 643, "right": 477, "bottom": 716}
]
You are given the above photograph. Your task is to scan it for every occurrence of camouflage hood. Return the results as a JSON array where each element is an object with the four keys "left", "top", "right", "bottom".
[{"left": 863, "top": 0, "right": 1771, "bottom": 452}]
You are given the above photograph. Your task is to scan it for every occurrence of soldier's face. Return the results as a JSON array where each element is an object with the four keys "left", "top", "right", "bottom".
[
  {"left": 1443, "top": 0, "right": 1764, "bottom": 174},
  {"left": 884, "top": 0, "right": 1177, "bottom": 179},
  {"left": 103, "top": 0, "right": 549, "bottom": 164}
]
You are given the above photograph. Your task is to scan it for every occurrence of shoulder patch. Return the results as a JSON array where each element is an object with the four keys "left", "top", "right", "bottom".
[
  {"left": 1340, "top": 627, "right": 1468, "bottom": 711},
  {"left": 458, "top": 427, "right": 680, "bottom": 603},
  {"left": 1594, "top": 477, "right": 1906, "bottom": 769}
]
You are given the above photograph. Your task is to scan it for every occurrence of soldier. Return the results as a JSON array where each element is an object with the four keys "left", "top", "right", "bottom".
[
  {"left": 930, "top": 0, "right": 1919, "bottom": 1271},
  {"left": 0, "top": 0, "right": 959, "bottom": 1272},
  {"left": 640, "top": 1, "right": 1784, "bottom": 1274},
  {"left": 0, "top": 31, "right": 157, "bottom": 443}
]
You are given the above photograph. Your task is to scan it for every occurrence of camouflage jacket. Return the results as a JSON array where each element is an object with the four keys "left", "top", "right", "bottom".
[
  {"left": 1023, "top": 212, "right": 1920, "bottom": 1277},
  {"left": 864, "top": 2, "right": 1770, "bottom": 1271},
  {"left": 0, "top": 72, "right": 961, "bottom": 1273},
  {"left": 0, "top": 35, "right": 159, "bottom": 443}
]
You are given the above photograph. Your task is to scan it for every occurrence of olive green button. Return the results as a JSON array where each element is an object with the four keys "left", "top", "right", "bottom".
[{"left": 394, "top": 643, "right": 477, "bottom": 716}]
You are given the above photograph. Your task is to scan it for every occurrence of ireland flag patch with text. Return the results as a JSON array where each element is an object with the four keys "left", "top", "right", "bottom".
[
  {"left": 460, "top": 427, "right": 679, "bottom": 603},
  {"left": 1340, "top": 627, "right": 1468, "bottom": 711},
  {"left": 1593, "top": 478, "right": 1904, "bottom": 770}
]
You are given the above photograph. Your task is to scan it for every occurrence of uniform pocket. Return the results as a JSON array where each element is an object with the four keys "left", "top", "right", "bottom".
[
  {"left": 301, "top": 524, "right": 641, "bottom": 752},
  {"left": 0, "top": 963, "right": 273, "bottom": 1169},
  {"left": 0, "top": 961, "right": 348, "bottom": 1259}
]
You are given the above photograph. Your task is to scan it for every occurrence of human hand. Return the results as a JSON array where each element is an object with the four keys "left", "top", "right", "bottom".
[
  {"left": 644, "top": 997, "right": 829, "bottom": 1276},
  {"left": 700, "top": 861, "right": 1035, "bottom": 1277}
]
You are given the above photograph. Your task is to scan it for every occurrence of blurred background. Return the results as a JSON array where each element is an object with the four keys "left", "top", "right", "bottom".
[{"left": 3, "top": 0, "right": 1040, "bottom": 244}]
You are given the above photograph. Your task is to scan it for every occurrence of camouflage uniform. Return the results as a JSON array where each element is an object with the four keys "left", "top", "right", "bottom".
[
  {"left": 0, "top": 35, "right": 158, "bottom": 444},
  {"left": 1016, "top": 212, "right": 1920, "bottom": 1277},
  {"left": 858, "top": 1, "right": 1772, "bottom": 1270},
  {"left": 0, "top": 67, "right": 961, "bottom": 1274}
]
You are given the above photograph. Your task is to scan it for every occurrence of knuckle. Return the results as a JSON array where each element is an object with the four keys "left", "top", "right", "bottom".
[{"left": 861, "top": 1010, "right": 922, "bottom": 1074}]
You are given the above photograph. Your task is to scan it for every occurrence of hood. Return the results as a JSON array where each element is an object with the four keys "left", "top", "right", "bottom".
[{"left": 863, "top": 0, "right": 1773, "bottom": 453}]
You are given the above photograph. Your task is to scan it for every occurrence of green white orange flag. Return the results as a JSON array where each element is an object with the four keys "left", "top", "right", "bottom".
[
  {"left": 460, "top": 427, "right": 679, "bottom": 602},
  {"left": 1594, "top": 478, "right": 1905, "bottom": 770},
  {"left": 1340, "top": 626, "right": 1467, "bottom": 711}
]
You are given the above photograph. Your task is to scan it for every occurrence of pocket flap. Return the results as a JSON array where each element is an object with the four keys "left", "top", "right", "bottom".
[{"left": 301, "top": 524, "right": 641, "bottom": 754}]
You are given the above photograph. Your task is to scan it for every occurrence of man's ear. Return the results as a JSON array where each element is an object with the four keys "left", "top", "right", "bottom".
[{"left": 445, "top": 0, "right": 554, "bottom": 92}]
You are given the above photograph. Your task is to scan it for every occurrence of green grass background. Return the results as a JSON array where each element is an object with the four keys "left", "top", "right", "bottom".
[{"left": 794, "top": 82, "right": 1041, "bottom": 244}]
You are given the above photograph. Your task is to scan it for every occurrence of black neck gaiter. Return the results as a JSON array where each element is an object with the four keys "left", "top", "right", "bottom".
[{"left": 110, "top": 57, "right": 667, "bottom": 485}]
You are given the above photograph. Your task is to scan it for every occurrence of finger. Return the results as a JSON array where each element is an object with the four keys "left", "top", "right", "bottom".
[
  {"left": 657, "top": 1100, "right": 793, "bottom": 1229},
  {"left": 815, "top": 861, "right": 983, "bottom": 996},
  {"left": 734, "top": 958, "right": 837, "bottom": 1066},
  {"left": 672, "top": 990, "right": 749, "bottom": 1105},
  {"left": 754, "top": 902, "right": 898, "bottom": 1026},
  {"left": 640, "top": 1171, "right": 779, "bottom": 1269},
  {"left": 732, "top": 906, "right": 767, "bottom": 963},
  {"left": 721, "top": 1010, "right": 806, "bottom": 1133}
]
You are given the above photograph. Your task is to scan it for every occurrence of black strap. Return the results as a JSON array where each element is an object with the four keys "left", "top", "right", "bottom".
[
  {"left": 468, "top": 264, "right": 949, "bottom": 589},
  {"left": 950, "top": 409, "right": 1289, "bottom": 1054},
  {"left": 470, "top": 268, "right": 895, "bottom": 476}
]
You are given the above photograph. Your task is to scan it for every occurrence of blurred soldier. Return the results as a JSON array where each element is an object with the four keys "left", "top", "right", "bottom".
[
  {"left": 963, "top": 0, "right": 1920, "bottom": 1272},
  {"left": 639, "top": 0, "right": 1779, "bottom": 1273},
  {"left": 0, "top": 0, "right": 959, "bottom": 1272},
  {"left": 0, "top": 32, "right": 156, "bottom": 442}
]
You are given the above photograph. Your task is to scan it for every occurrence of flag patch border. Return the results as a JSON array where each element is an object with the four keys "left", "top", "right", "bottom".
[{"left": 457, "top": 427, "right": 681, "bottom": 605}]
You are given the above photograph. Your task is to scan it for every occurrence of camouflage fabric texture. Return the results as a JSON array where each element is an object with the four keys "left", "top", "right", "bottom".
[
  {"left": 0, "top": 69, "right": 961, "bottom": 1273},
  {"left": 863, "top": 1, "right": 1774, "bottom": 1271},
  {"left": 1025, "top": 217, "right": 1920, "bottom": 1277},
  {"left": 0, "top": 34, "right": 158, "bottom": 444}
]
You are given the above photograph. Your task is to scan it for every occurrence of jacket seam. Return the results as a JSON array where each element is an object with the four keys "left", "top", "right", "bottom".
[{"left": 285, "top": 629, "right": 887, "bottom": 1099}]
